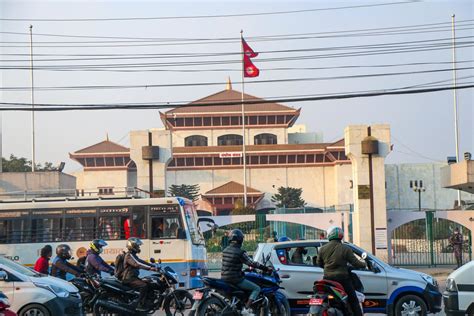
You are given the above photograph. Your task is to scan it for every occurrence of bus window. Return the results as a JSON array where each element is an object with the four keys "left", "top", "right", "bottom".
[
  {"left": 183, "top": 203, "right": 203, "bottom": 244},
  {"left": 98, "top": 207, "right": 130, "bottom": 240},
  {"left": 129, "top": 206, "right": 146, "bottom": 239},
  {"left": 98, "top": 217, "right": 120, "bottom": 240},
  {"left": 0, "top": 219, "right": 30, "bottom": 244},
  {"left": 64, "top": 217, "right": 96, "bottom": 241},
  {"left": 31, "top": 218, "right": 62, "bottom": 243},
  {"left": 150, "top": 215, "right": 184, "bottom": 239}
]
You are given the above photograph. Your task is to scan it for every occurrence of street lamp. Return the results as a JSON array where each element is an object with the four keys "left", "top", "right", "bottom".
[{"left": 410, "top": 180, "right": 426, "bottom": 212}]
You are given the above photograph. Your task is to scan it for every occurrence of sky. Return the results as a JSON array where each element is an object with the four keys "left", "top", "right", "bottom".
[{"left": 0, "top": 0, "right": 473, "bottom": 173}]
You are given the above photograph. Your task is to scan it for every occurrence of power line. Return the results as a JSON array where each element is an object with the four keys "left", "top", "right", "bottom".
[
  {"left": 0, "top": 1, "right": 418, "bottom": 22},
  {"left": 0, "top": 84, "right": 473, "bottom": 111}
]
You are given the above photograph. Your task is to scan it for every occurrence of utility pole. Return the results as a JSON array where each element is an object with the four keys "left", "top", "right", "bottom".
[
  {"left": 29, "top": 25, "right": 36, "bottom": 172},
  {"left": 451, "top": 14, "right": 461, "bottom": 207}
]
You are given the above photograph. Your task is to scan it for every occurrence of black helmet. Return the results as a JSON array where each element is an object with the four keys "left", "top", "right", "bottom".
[
  {"left": 126, "top": 237, "right": 143, "bottom": 253},
  {"left": 90, "top": 239, "right": 108, "bottom": 254},
  {"left": 56, "top": 244, "right": 72, "bottom": 260},
  {"left": 229, "top": 229, "right": 244, "bottom": 246}
]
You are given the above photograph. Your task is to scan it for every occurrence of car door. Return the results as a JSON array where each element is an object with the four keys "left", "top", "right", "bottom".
[
  {"left": 348, "top": 246, "right": 388, "bottom": 312},
  {"left": 273, "top": 243, "right": 324, "bottom": 311}
]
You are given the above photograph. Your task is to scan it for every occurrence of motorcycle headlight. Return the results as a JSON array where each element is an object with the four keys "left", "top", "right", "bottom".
[
  {"left": 34, "top": 283, "right": 70, "bottom": 298},
  {"left": 445, "top": 278, "right": 458, "bottom": 292}
]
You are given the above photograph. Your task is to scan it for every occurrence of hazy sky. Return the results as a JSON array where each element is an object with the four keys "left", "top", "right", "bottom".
[{"left": 1, "top": 0, "right": 473, "bottom": 172}]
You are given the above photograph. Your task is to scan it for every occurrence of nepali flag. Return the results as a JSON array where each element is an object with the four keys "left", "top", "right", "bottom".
[{"left": 242, "top": 37, "right": 259, "bottom": 77}]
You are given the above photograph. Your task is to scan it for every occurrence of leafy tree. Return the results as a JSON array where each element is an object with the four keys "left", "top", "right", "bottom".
[
  {"left": 232, "top": 199, "right": 255, "bottom": 215},
  {"left": 168, "top": 184, "right": 200, "bottom": 201},
  {"left": 1, "top": 154, "right": 57, "bottom": 172},
  {"left": 271, "top": 186, "right": 306, "bottom": 208}
]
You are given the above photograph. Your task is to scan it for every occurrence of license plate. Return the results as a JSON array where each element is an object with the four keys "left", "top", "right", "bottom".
[
  {"left": 309, "top": 298, "right": 323, "bottom": 305},
  {"left": 193, "top": 291, "right": 203, "bottom": 300}
]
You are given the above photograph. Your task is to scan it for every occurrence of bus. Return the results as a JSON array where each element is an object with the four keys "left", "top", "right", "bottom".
[{"left": 0, "top": 196, "right": 210, "bottom": 288}]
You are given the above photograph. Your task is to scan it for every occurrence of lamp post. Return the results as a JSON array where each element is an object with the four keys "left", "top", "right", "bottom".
[{"left": 410, "top": 180, "right": 426, "bottom": 212}]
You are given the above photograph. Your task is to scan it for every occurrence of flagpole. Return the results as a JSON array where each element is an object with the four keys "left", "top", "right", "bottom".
[
  {"left": 240, "top": 30, "right": 248, "bottom": 208},
  {"left": 451, "top": 14, "right": 461, "bottom": 207}
]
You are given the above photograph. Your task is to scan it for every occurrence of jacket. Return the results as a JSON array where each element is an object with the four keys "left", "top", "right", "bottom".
[
  {"left": 122, "top": 252, "right": 153, "bottom": 282},
  {"left": 34, "top": 256, "right": 50, "bottom": 274},
  {"left": 221, "top": 244, "right": 266, "bottom": 283},
  {"left": 51, "top": 257, "right": 82, "bottom": 280},
  {"left": 317, "top": 240, "right": 366, "bottom": 279},
  {"left": 85, "top": 250, "right": 114, "bottom": 276}
]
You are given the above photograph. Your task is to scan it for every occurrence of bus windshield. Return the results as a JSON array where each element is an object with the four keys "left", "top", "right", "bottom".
[{"left": 183, "top": 203, "right": 203, "bottom": 245}]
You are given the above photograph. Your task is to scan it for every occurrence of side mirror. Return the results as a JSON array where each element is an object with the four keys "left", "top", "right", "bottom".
[
  {"left": 0, "top": 271, "right": 8, "bottom": 281},
  {"left": 361, "top": 252, "right": 368, "bottom": 260}
]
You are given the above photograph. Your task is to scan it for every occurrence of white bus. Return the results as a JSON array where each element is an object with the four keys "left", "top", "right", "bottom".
[{"left": 0, "top": 196, "right": 210, "bottom": 288}]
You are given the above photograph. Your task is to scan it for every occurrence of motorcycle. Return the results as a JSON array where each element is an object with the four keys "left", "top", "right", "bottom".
[
  {"left": 92, "top": 258, "right": 193, "bottom": 316},
  {"left": 191, "top": 253, "right": 290, "bottom": 316},
  {"left": 70, "top": 273, "right": 101, "bottom": 313},
  {"left": 307, "top": 257, "right": 366, "bottom": 316}
]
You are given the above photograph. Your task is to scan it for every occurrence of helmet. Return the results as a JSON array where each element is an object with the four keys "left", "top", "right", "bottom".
[
  {"left": 126, "top": 237, "right": 143, "bottom": 253},
  {"left": 56, "top": 244, "right": 72, "bottom": 260},
  {"left": 229, "top": 229, "right": 244, "bottom": 246},
  {"left": 90, "top": 239, "right": 108, "bottom": 254},
  {"left": 278, "top": 236, "right": 291, "bottom": 242},
  {"left": 327, "top": 226, "right": 344, "bottom": 241}
]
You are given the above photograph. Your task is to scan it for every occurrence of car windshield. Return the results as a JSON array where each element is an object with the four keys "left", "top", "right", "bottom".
[{"left": 0, "top": 257, "right": 40, "bottom": 277}]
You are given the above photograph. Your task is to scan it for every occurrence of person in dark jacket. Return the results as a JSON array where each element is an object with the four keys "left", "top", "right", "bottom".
[
  {"left": 122, "top": 237, "right": 158, "bottom": 311},
  {"left": 34, "top": 245, "right": 52, "bottom": 274},
  {"left": 221, "top": 229, "right": 270, "bottom": 316},
  {"left": 450, "top": 227, "right": 464, "bottom": 269},
  {"left": 317, "top": 227, "right": 366, "bottom": 316},
  {"left": 51, "top": 244, "right": 83, "bottom": 280},
  {"left": 86, "top": 239, "right": 114, "bottom": 276}
]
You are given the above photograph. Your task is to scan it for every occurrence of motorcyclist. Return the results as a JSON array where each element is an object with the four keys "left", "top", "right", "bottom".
[
  {"left": 317, "top": 227, "right": 366, "bottom": 316},
  {"left": 85, "top": 239, "right": 114, "bottom": 276},
  {"left": 122, "top": 237, "right": 159, "bottom": 311},
  {"left": 221, "top": 229, "right": 271, "bottom": 316},
  {"left": 51, "top": 244, "right": 83, "bottom": 280}
]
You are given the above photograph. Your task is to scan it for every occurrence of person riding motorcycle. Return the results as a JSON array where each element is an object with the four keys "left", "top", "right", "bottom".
[
  {"left": 122, "top": 237, "right": 159, "bottom": 311},
  {"left": 317, "top": 227, "right": 366, "bottom": 316},
  {"left": 51, "top": 244, "right": 83, "bottom": 280},
  {"left": 85, "top": 239, "right": 114, "bottom": 276},
  {"left": 221, "top": 229, "right": 271, "bottom": 316}
]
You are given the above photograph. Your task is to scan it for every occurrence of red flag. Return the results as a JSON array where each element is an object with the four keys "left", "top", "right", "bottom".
[
  {"left": 242, "top": 38, "right": 258, "bottom": 58},
  {"left": 243, "top": 55, "right": 259, "bottom": 77}
]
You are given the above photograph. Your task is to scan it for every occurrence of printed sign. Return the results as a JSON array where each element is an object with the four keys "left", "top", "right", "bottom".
[
  {"left": 358, "top": 185, "right": 371, "bottom": 199},
  {"left": 219, "top": 152, "right": 243, "bottom": 158},
  {"left": 375, "top": 228, "right": 388, "bottom": 250}
]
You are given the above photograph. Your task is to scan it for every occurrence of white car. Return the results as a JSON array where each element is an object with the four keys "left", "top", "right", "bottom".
[
  {"left": 254, "top": 240, "right": 442, "bottom": 316},
  {"left": 443, "top": 260, "right": 474, "bottom": 315},
  {"left": 0, "top": 257, "right": 83, "bottom": 316}
]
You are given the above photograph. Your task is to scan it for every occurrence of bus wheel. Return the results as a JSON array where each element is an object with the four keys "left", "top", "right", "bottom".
[
  {"left": 19, "top": 304, "right": 50, "bottom": 316},
  {"left": 164, "top": 289, "right": 194, "bottom": 316}
]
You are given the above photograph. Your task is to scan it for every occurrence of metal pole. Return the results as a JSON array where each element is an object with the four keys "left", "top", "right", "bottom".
[
  {"left": 240, "top": 30, "right": 248, "bottom": 207},
  {"left": 367, "top": 126, "right": 376, "bottom": 255},
  {"left": 451, "top": 14, "right": 461, "bottom": 207},
  {"left": 418, "top": 189, "right": 421, "bottom": 212},
  {"left": 148, "top": 131, "right": 154, "bottom": 198},
  {"left": 29, "top": 25, "right": 36, "bottom": 172}
]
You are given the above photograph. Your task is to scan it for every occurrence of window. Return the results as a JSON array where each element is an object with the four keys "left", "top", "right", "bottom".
[
  {"left": 96, "top": 157, "right": 105, "bottom": 167},
  {"left": 98, "top": 187, "right": 114, "bottom": 195},
  {"left": 195, "top": 117, "right": 203, "bottom": 126},
  {"left": 268, "top": 116, "right": 276, "bottom": 124},
  {"left": 185, "top": 135, "right": 208, "bottom": 147},
  {"left": 277, "top": 245, "right": 322, "bottom": 266},
  {"left": 297, "top": 155, "right": 305, "bottom": 163},
  {"left": 276, "top": 115, "right": 285, "bottom": 124},
  {"left": 269, "top": 155, "right": 278, "bottom": 164},
  {"left": 204, "top": 157, "right": 213, "bottom": 165},
  {"left": 64, "top": 214, "right": 96, "bottom": 241},
  {"left": 258, "top": 116, "right": 267, "bottom": 124},
  {"left": 0, "top": 218, "right": 30, "bottom": 244},
  {"left": 31, "top": 217, "right": 62, "bottom": 243},
  {"left": 85, "top": 158, "right": 95, "bottom": 167},
  {"left": 195, "top": 157, "right": 204, "bottom": 166},
  {"left": 151, "top": 215, "right": 184, "bottom": 239},
  {"left": 278, "top": 155, "right": 287, "bottom": 164},
  {"left": 203, "top": 117, "right": 212, "bottom": 126},
  {"left": 185, "top": 158, "right": 194, "bottom": 166},
  {"left": 218, "top": 134, "right": 243, "bottom": 146},
  {"left": 184, "top": 117, "right": 193, "bottom": 126},
  {"left": 130, "top": 206, "right": 146, "bottom": 239},
  {"left": 249, "top": 116, "right": 258, "bottom": 125},
  {"left": 254, "top": 133, "right": 277, "bottom": 145},
  {"left": 177, "top": 158, "right": 185, "bottom": 166},
  {"left": 222, "top": 117, "right": 230, "bottom": 126},
  {"left": 175, "top": 118, "right": 184, "bottom": 127},
  {"left": 231, "top": 117, "right": 239, "bottom": 125},
  {"left": 212, "top": 117, "right": 221, "bottom": 126},
  {"left": 114, "top": 157, "right": 124, "bottom": 166},
  {"left": 98, "top": 207, "right": 130, "bottom": 240},
  {"left": 105, "top": 157, "right": 115, "bottom": 166}
]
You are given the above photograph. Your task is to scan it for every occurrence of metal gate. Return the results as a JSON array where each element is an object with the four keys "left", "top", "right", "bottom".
[{"left": 389, "top": 211, "right": 472, "bottom": 266}]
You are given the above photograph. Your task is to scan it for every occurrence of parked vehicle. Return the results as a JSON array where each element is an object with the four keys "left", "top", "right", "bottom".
[
  {"left": 192, "top": 253, "right": 290, "bottom": 316},
  {"left": 443, "top": 260, "right": 474, "bottom": 315},
  {"left": 93, "top": 260, "right": 193, "bottom": 316},
  {"left": 254, "top": 240, "right": 442, "bottom": 315},
  {"left": 0, "top": 291, "right": 17, "bottom": 316},
  {"left": 0, "top": 256, "right": 82, "bottom": 316}
]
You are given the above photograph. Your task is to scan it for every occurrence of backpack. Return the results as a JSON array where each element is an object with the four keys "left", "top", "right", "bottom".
[{"left": 114, "top": 252, "right": 126, "bottom": 281}]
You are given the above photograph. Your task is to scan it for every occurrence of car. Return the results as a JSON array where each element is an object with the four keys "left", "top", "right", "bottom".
[
  {"left": 0, "top": 290, "right": 17, "bottom": 316},
  {"left": 0, "top": 257, "right": 83, "bottom": 316},
  {"left": 254, "top": 240, "right": 442, "bottom": 316},
  {"left": 443, "top": 260, "right": 474, "bottom": 315}
]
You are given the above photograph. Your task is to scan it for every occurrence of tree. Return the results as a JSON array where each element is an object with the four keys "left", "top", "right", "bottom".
[
  {"left": 232, "top": 199, "right": 255, "bottom": 215},
  {"left": 168, "top": 184, "right": 200, "bottom": 201},
  {"left": 271, "top": 186, "right": 306, "bottom": 208},
  {"left": 1, "top": 154, "right": 57, "bottom": 172}
]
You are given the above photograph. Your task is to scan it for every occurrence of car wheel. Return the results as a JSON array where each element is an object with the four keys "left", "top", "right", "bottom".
[
  {"left": 394, "top": 295, "right": 427, "bottom": 316},
  {"left": 19, "top": 304, "right": 51, "bottom": 316}
]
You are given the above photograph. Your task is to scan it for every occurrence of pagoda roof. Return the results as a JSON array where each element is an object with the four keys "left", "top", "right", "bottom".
[
  {"left": 162, "top": 89, "right": 298, "bottom": 116},
  {"left": 203, "top": 181, "right": 262, "bottom": 196},
  {"left": 72, "top": 140, "right": 129, "bottom": 155}
]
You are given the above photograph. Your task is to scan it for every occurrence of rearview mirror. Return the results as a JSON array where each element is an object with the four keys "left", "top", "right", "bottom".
[{"left": 0, "top": 271, "right": 7, "bottom": 281}]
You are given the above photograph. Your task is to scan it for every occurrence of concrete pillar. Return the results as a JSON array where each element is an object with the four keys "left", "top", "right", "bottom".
[{"left": 345, "top": 124, "right": 391, "bottom": 261}]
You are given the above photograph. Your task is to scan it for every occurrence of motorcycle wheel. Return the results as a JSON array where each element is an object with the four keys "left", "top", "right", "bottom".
[
  {"left": 197, "top": 297, "right": 226, "bottom": 316},
  {"left": 163, "top": 289, "right": 194, "bottom": 316}
]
